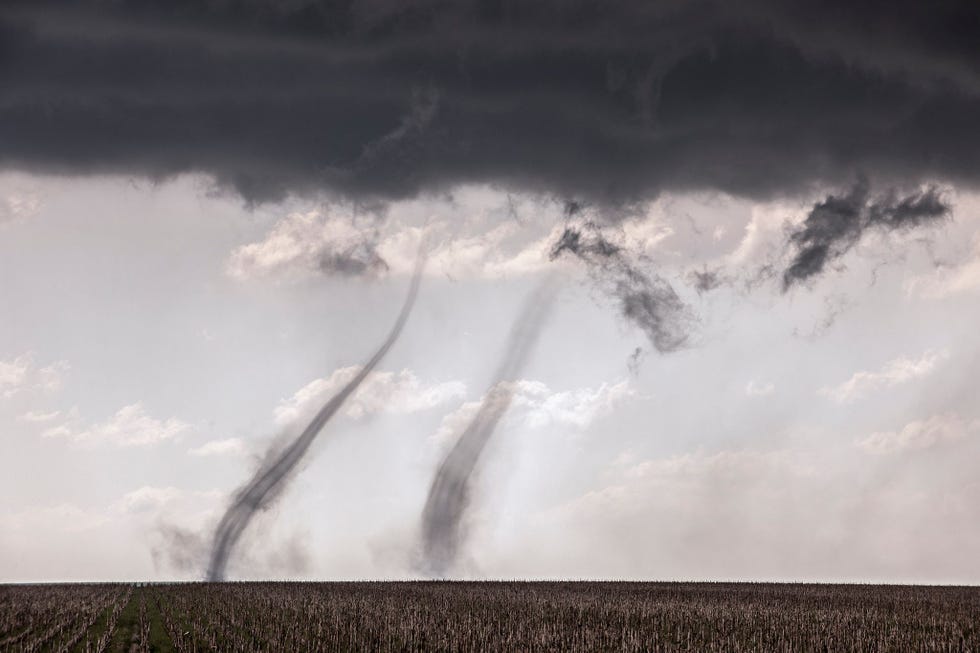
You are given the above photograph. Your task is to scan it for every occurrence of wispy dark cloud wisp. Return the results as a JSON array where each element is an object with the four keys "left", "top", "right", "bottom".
[{"left": 550, "top": 223, "right": 693, "bottom": 353}]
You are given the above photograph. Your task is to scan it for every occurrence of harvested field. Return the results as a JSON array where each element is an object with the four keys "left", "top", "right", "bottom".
[{"left": 1, "top": 582, "right": 978, "bottom": 652}]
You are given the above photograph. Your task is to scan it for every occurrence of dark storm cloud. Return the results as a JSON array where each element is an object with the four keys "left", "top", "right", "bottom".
[
  {"left": 782, "top": 179, "right": 951, "bottom": 289},
  {"left": 550, "top": 223, "right": 693, "bottom": 353},
  {"left": 1, "top": 1, "right": 979, "bottom": 204}
]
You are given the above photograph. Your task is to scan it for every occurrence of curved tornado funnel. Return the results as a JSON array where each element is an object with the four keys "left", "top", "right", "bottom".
[
  {"left": 420, "top": 277, "right": 558, "bottom": 576},
  {"left": 206, "top": 255, "right": 425, "bottom": 581}
]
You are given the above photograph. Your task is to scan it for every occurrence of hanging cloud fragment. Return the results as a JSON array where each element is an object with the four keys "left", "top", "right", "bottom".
[
  {"left": 782, "top": 178, "right": 951, "bottom": 290},
  {"left": 420, "top": 278, "right": 559, "bottom": 576},
  {"left": 206, "top": 255, "right": 425, "bottom": 581},
  {"left": 550, "top": 221, "right": 694, "bottom": 353}
]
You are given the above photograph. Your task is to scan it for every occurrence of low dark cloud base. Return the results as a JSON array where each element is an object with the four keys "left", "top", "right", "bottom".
[{"left": 1, "top": 1, "right": 979, "bottom": 205}]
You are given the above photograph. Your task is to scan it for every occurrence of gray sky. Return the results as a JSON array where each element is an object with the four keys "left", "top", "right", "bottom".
[
  {"left": 1, "top": 173, "right": 978, "bottom": 582},
  {"left": 2, "top": 1, "right": 979, "bottom": 583}
]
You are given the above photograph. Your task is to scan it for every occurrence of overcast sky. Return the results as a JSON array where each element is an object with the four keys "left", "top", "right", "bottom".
[{"left": 1, "top": 0, "right": 979, "bottom": 583}]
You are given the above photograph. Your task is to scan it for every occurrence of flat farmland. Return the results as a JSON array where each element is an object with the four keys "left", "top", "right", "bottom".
[{"left": 1, "top": 581, "right": 977, "bottom": 652}]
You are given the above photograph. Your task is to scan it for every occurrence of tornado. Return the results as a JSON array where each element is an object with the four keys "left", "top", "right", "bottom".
[
  {"left": 206, "top": 255, "right": 425, "bottom": 582},
  {"left": 420, "top": 277, "right": 558, "bottom": 576}
]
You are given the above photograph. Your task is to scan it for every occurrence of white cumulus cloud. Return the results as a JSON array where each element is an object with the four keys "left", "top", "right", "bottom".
[
  {"left": 0, "top": 353, "right": 69, "bottom": 398},
  {"left": 275, "top": 367, "right": 466, "bottom": 425},
  {"left": 514, "top": 379, "right": 634, "bottom": 429},
  {"left": 857, "top": 414, "right": 980, "bottom": 455},
  {"left": 431, "top": 379, "right": 633, "bottom": 445},
  {"left": 43, "top": 403, "right": 190, "bottom": 447},
  {"left": 745, "top": 380, "right": 775, "bottom": 397},
  {"left": 224, "top": 192, "right": 686, "bottom": 285},
  {"left": 18, "top": 409, "right": 61, "bottom": 423},
  {"left": 819, "top": 349, "right": 947, "bottom": 404},
  {"left": 226, "top": 210, "right": 388, "bottom": 281},
  {"left": 0, "top": 355, "right": 30, "bottom": 397},
  {"left": 188, "top": 438, "right": 247, "bottom": 457},
  {"left": 0, "top": 191, "right": 42, "bottom": 226}
]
